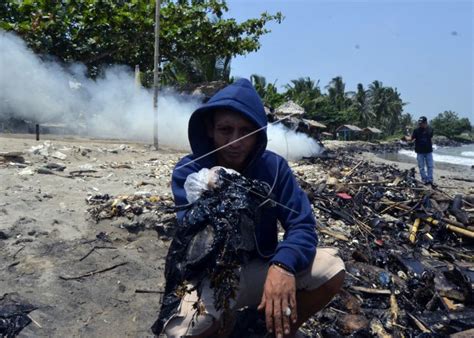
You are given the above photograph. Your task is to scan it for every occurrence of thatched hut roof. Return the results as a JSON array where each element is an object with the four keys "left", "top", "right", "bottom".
[
  {"left": 336, "top": 124, "right": 362, "bottom": 132},
  {"left": 363, "top": 127, "right": 383, "bottom": 134},
  {"left": 303, "top": 118, "right": 326, "bottom": 129},
  {"left": 275, "top": 100, "right": 305, "bottom": 116}
]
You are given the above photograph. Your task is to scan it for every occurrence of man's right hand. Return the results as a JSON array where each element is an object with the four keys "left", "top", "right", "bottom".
[{"left": 258, "top": 265, "right": 297, "bottom": 338}]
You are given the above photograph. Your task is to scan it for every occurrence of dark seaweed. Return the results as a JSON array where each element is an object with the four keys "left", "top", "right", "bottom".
[
  {"left": 151, "top": 170, "right": 272, "bottom": 334},
  {"left": 0, "top": 295, "right": 36, "bottom": 338}
]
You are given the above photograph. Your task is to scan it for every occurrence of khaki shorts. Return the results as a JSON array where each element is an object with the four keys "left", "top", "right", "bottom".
[{"left": 162, "top": 247, "right": 344, "bottom": 337}]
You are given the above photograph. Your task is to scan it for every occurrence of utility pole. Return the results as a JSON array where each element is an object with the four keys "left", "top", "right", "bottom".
[{"left": 153, "top": 0, "right": 161, "bottom": 150}]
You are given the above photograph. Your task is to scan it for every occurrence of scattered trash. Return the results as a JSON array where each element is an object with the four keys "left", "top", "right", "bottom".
[
  {"left": 86, "top": 193, "right": 174, "bottom": 224},
  {"left": 44, "top": 163, "right": 66, "bottom": 172},
  {"left": 18, "top": 168, "right": 34, "bottom": 176},
  {"left": 0, "top": 231, "right": 8, "bottom": 240},
  {"left": 0, "top": 152, "right": 25, "bottom": 164},
  {"left": 51, "top": 151, "right": 67, "bottom": 160},
  {"left": 0, "top": 294, "right": 37, "bottom": 337},
  {"left": 28, "top": 141, "right": 53, "bottom": 157}
]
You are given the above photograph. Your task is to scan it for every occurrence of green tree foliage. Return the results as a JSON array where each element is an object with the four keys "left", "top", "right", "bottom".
[
  {"left": 431, "top": 111, "right": 472, "bottom": 138},
  {"left": 366, "top": 81, "right": 405, "bottom": 134},
  {"left": 326, "top": 76, "right": 352, "bottom": 112},
  {"left": 350, "top": 83, "right": 373, "bottom": 127},
  {"left": 250, "top": 74, "right": 284, "bottom": 109},
  {"left": 283, "top": 77, "right": 325, "bottom": 118},
  {"left": 161, "top": 54, "right": 231, "bottom": 85},
  {"left": 281, "top": 76, "right": 406, "bottom": 134},
  {"left": 399, "top": 113, "right": 414, "bottom": 133},
  {"left": 0, "top": 0, "right": 282, "bottom": 79}
]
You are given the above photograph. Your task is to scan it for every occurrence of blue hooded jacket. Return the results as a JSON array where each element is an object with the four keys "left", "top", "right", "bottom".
[{"left": 171, "top": 79, "right": 318, "bottom": 273}]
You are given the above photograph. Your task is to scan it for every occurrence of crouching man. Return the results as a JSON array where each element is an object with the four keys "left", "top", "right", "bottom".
[{"left": 155, "top": 79, "right": 345, "bottom": 337}]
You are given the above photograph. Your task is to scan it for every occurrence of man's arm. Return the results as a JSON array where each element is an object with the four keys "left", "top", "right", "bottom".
[
  {"left": 258, "top": 157, "right": 318, "bottom": 337},
  {"left": 171, "top": 156, "right": 201, "bottom": 224},
  {"left": 404, "top": 129, "right": 416, "bottom": 142},
  {"left": 271, "top": 159, "right": 318, "bottom": 273}
]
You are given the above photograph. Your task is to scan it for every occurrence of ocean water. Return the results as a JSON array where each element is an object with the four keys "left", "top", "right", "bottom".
[{"left": 398, "top": 144, "right": 474, "bottom": 167}]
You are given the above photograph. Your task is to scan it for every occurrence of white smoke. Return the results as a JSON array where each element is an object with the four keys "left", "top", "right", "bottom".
[
  {"left": 267, "top": 123, "right": 321, "bottom": 160},
  {"left": 0, "top": 31, "right": 321, "bottom": 159}
]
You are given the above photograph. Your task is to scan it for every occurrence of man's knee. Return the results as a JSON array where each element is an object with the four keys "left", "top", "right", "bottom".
[
  {"left": 163, "top": 312, "right": 219, "bottom": 338},
  {"left": 326, "top": 270, "right": 345, "bottom": 294}
]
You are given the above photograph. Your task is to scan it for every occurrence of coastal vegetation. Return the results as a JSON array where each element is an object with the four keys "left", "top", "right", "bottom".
[
  {"left": 430, "top": 111, "right": 472, "bottom": 141},
  {"left": 1, "top": 0, "right": 471, "bottom": 139}
]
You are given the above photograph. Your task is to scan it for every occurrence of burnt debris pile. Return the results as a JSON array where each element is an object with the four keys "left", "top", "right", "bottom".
[
  {"left": 152, "top": 169, "right": 272, "bottom": 334},
  {"left": 295, "top": 154, "right": 474, "bottom": 336}
]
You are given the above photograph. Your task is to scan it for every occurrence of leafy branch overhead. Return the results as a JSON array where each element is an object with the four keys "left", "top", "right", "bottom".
[{"left": 0, "top": 0, "right": 283, "bottom": 77}]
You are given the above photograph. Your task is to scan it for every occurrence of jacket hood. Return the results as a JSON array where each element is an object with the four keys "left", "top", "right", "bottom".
[{"left": 188, "top": 78, "right": 268, "bottom": 169}]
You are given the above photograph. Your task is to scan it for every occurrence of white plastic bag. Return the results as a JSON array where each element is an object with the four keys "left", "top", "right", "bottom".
[{"left": 183, "top": 167, "right": 239, "bottom": 203}]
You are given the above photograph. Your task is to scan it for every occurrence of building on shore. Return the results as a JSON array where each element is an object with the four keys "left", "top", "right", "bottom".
[
  {"left": 361, "top": 127, "right": 383, "bottom": 141},
  {"left": 336, "top": 124, "right": 362, "bottom": 140}
]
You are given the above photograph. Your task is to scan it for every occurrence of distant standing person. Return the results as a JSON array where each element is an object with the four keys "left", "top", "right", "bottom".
[{"left": 406, "top": 116, "right": 435, "bottom": 186}]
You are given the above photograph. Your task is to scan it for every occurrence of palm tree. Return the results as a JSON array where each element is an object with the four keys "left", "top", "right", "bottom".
[
  {"left": 161, "top": 54, "right": 231, "bottom": 85},
  {"left": 326, "top": 76, "right": 352, "bottom": 111},
  {"left": 250, "top": 74, "right": 267, "bottom": 99},
  {"left": 367, "top": 81, "right": 406, "bottom": 134},
  {"left": 284, "top": 77, "right": 322, "bottom": 116},
  {"left": 250, "top": 74, "right": 284, "bottom": 108},
  {"left": 367, "top": 80, "right": 386, "bottom": 125},
  {"left": 352, "top": 83, "right": 374, "bottom": 127},
  {"left": 383, "top": 87, "right": 405, "bottom": 134}
]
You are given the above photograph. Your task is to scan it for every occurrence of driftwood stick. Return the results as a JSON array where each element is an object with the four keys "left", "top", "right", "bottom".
[
  {"left": 79, "top": 246, "right": 117, "bottom": 261},
  {"left": 347, "top": 180, "right": 392, "bottom": 186},
  {"left": 350, "top": 286, "right": 391, "bottom": 295},
  {"left": 135, "top": 289, "right": 164, "bottom": 294},
  {"left": 27, "top": 314, "right": 43, "bottom": 328},
  {"left": 59, "top": 262, "right": 128, "bottom": 280},
  {"left": 446, "top": 225, "right": 474, "bottom": 239},
  {"left": 344, "top": 160, "right": 363, "bottom": 177},
  {"left": 13, "top": 245, "right": 25, "bottom": 258},
  {"left": 407, "top": 312, "right": 430, "bottom": 333},
  {"left": 390, "top": 293, "right": 399, "bottom": 327}
]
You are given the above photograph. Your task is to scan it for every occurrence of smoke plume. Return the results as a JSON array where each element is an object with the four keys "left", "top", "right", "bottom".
[{"left": 0, "top": 31, "right": 321, "bottom": 160}]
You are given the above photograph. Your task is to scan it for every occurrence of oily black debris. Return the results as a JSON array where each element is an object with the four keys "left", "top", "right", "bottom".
[
  {"left": 151, "top": 169, "right": 272, "bottom": 335},
  {"left": 293, "top": 154, "right": 474, "bottom": 337},
  {"left": 0, "top": 294, "right": 36, "bottom": 338}
]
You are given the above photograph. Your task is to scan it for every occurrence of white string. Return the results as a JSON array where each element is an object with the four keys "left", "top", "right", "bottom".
[
  {"left": 173, "top": 112, "right": 302, "bottom": 215},
  {"left": 218, "top": 175, "right": 300, "bottom": 215},
  {"left": 175, "top": 113, "right": 299, "bottom": 171}
]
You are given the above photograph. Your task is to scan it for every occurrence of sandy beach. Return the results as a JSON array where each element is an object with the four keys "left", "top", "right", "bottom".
[{"left": 1, "top": 134, "right": 473, "bottom": 336}]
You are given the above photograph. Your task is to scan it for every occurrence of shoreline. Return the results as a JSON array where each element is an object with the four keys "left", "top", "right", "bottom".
[
  {"left": 322, "top": 140, "right": 474, "bottom": 195},
  {"left": 362, "top": 152, "right": 474, "bottom": 195}
]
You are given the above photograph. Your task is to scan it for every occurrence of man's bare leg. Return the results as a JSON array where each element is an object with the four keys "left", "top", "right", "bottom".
[{"left": 290, "top": 270, "right": 345, "bottom": 336}]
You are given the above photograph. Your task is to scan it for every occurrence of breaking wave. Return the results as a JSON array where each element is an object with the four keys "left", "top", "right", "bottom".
[{"left": 399, "top": 149, "right": 474, "bottom": 166}]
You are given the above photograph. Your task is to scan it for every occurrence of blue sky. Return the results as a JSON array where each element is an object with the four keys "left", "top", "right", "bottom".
[{"left": 226, "top": 0, "right": 473, "bottom": 122}]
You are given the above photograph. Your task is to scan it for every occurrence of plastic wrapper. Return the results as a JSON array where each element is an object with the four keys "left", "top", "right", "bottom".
[{"left": 184, "top": 166, "right": 239, "bottom": 203}]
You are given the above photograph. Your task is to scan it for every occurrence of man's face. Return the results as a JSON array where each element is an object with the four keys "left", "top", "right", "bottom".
[
  {"left": 209, "top": 110, "right": 257, "bottom": 171},
  {"left": 419, "top": 121, "right": 427, "bottom": 128}
]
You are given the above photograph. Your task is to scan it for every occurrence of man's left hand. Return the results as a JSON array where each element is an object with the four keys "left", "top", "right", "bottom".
[{"left": 258, "top": 265, "right": 297, "bottom": 337}]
